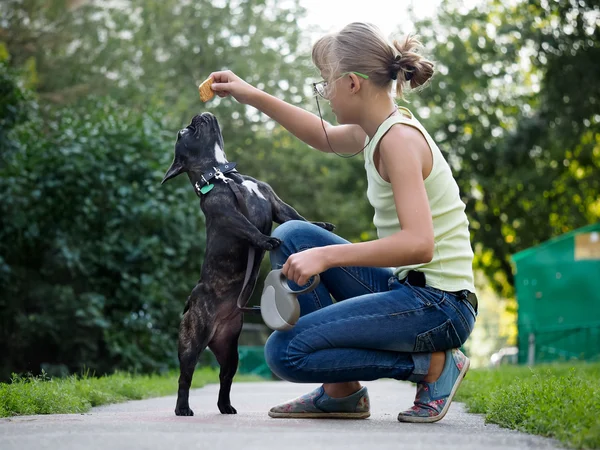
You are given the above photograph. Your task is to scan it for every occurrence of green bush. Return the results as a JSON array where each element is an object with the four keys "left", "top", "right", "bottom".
[{"left": 0, "top": 64, "right": 207, "bottom": 379}]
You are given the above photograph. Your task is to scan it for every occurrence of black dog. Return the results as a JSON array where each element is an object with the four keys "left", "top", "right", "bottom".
[{"left": 161, "top": 112, "right": 333, "bottom": 416}]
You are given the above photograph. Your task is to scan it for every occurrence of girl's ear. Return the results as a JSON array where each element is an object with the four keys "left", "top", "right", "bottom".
[{"left": 348, "top": 73, "right": 362, "bottom": 94}]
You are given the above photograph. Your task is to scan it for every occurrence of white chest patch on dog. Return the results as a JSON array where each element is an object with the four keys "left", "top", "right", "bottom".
[
  {"left": 242, "top": 180, "right": 266, "bottom": 200},
  {"left": 214, "top": 143, "right": 227, "bottom": 164}
]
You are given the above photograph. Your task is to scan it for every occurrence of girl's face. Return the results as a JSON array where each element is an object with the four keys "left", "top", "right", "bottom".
[{"left": 318, "top": 73, "right": 363, "bottom": 125}]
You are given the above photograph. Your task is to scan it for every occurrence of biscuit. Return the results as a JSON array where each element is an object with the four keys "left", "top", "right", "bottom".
[{"left": 198, "top": 77, "right": 215, "bottom": 102}]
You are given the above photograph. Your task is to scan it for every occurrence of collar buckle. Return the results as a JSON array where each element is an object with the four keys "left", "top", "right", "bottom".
[{"left": 213, "top": 167, "right": 228, "bottom": 184}]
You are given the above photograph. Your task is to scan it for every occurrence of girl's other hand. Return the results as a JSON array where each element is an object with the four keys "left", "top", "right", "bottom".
[{"left": 209, "top": 70, "right": 257, "bottom": 105}]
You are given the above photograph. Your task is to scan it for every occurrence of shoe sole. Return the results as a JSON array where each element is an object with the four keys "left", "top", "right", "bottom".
[
  {"left": 397, "top": 356, "right": 470, "bottom": 423},
  {"left": 268, "top": 411, "right": 370, "bottom": 419}
]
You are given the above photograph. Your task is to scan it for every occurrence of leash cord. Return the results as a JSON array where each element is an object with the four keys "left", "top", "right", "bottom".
[{"left": 316, "top": 100, "right": 398, "bottom": 158}]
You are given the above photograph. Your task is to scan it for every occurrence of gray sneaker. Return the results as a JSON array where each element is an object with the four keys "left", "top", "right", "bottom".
[{"left": 268, "top": 386, "right": 370, "bottom": 419}]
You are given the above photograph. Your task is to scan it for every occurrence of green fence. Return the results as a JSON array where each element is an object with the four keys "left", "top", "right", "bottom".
[
  {"left": 523, "top": 322, "right": 600, "bottom": 364},
  {"left": 512, "top": 223, "right": 600, "bottom": 364}
]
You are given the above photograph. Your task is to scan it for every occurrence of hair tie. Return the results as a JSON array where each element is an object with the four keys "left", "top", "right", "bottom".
[{"left": 390, "top": 54, "right": 402, "bottom": 80}]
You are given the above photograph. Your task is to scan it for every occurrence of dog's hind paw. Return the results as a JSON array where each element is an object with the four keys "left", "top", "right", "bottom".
[
  {"left": 175, "top": 406, "right": 194, "bottom": 416},
  {"left": 312, "top": 221, "right": 336, "bottom": 232},
  {"left": 218, "top": 403, "right": 237, "bottom": 414}
]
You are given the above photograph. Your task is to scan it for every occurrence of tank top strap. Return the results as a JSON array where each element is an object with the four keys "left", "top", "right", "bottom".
[{"left": 364, "top": 106, "right": 416, "bottom": 160}]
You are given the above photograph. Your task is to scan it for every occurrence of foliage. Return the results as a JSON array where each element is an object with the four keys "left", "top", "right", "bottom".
[
  {"left": 0, "top": 65, "right": 207, "bottom": 379},
  {"left": 0, "top": 0, "right": 374, "bottom": 239},
  {"left": 0, "top": 60, "right": 37, "bottom": 157},
  {"left": 0, "top": 367, "right": 263, "bottom": 417},
  {"left": 456, "top": 363, "right": 600, "bottom": 449},
  {"left": 0, "top": 0, "right": 308, "bottom": 114}
]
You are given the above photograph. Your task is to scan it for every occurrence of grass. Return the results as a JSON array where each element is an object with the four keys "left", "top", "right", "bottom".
[
  {"left": 0, "top": 367, "right": 264, "bottom": 418},
  {"left": 455, "top": 362, "right": 600, "bottom": 449}
]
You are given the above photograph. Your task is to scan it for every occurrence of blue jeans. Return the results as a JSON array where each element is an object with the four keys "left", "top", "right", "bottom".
[{"left": 264, "top": 221, "right": 477, "bottom": 384}]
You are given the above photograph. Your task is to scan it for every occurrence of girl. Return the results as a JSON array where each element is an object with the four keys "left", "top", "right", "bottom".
[{"left": 209, "top": 22, "right": 477, "bottom": 422}]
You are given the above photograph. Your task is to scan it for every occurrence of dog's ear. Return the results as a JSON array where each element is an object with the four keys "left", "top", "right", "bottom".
[{"left": 161, "top": 159, "right": 185, "bottom": 184}]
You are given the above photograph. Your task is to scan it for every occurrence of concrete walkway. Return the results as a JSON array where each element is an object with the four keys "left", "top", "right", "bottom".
[{"left": 0, "top": 380, "right": 562, "bottom": 450}]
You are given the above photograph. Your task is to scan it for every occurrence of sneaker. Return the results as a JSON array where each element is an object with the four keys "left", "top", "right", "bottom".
[
  {"left": 397, "top": 348, "right": 470, "bottom": 423},
  {"left": 268, "top": 385, "right": 370, "bottom": 419}
]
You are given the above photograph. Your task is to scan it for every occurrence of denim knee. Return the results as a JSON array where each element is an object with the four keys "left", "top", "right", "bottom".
[
  {"left": 272, "top": 220, "right": 314, "bottom": 241},
  {"left": 270, "top": 220, "right": 313, "bottom": 269},
  {"left": 264, "top": 330, "right": 303, "bottom": 382}
]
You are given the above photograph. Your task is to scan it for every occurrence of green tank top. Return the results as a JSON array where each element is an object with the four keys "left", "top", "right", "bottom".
[{"left": 364, "top": 106, "right": 476, "bottom": 293}]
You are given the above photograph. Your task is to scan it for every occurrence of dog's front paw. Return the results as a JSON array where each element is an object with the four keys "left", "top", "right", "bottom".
[
  {"left": 218, "top": 402, "right": 237, "bottom": 414},
  {"left": 312, "top": 221, "right": 336, "bottom": 232},
  {"left": 175, "top": 406, "right": 194, "bottom": 416},
  {"left": 259, "top": 236, "right": 282, "bottom": 251}
]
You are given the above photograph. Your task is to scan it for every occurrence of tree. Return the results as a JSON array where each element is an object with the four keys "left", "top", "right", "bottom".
[
  {"left": 1, "top": 0, "right": 372, "bottom": 238},
  {"left": 0, "top": 62, "right": 211, "bottom": 378}
]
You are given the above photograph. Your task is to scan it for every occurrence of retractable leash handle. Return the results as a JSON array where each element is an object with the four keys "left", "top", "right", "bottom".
[{"left": 260, "top": 269, "right": 320, "bottom": 331}]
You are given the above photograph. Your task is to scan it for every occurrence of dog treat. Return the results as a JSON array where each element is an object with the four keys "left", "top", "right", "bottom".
[{"left": 198, "top": 77, "right": 215, "bottom": 102}]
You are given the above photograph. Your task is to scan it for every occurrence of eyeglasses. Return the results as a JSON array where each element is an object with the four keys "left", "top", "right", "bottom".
[
  {"left": 311, "top": 71, "right": 373, "bottom": 159},
  {"left": 312, "top": 71, "right": 369, "bottom": 99}
]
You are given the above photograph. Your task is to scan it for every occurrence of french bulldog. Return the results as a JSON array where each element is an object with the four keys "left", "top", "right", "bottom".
[{"left": 161, "top": 112, "right": 334, "bottom": 415}]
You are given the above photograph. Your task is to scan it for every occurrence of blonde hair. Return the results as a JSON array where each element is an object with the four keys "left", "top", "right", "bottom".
[{"left": 311, "top": 22, "right": 434, "bottom": 97}]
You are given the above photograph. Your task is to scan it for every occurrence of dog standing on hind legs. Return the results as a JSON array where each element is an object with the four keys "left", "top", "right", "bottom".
[{"left": 161, "top": 112, "right": 334, "bottom": 416}]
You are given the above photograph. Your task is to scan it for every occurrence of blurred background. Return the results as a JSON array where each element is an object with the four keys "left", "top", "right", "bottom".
[{"left": 0, "top": 0, "right": 598, "bottom": 381}]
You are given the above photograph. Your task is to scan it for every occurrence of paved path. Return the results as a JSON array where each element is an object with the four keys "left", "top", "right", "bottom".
[{"left": 0, "top": 380, "right": 562, "bottom": 449}]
